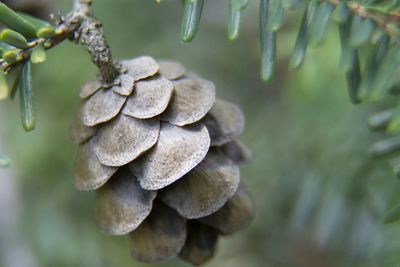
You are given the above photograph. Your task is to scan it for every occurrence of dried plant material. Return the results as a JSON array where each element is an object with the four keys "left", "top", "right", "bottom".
[
  {"left": 159, "top": 149, "right": 240, "bottom": 219},
  {"left": 203, "top": 99, "right": 245, "bottom": 146},
  {"left": 221, "top": 140, "right": 252, "bottom": 165},
  {"left": 199, "top": 183, "right": 254, "bottom": 235},
  {"left": 179, "top": 221, "right": 218, "bottom": 265},
  {"left": 161, "top": 77, "right": 216, "bottom": 126},
  {"left": 94, "top": 115, "right": 159, "bottom": 167},
  {"left": 95, "top": 168, "right": 156, "bottom": 235},
  {"left": 122, "top": 56, "right": 159, "bottom": 81},
  {"left": 129, "top": 123, "right": 210, "bottom": 190},
  {"left": 122, "top": 76, "right": 173, "bottom": 119},
  {"left": 70, "top": 104, "right": 97, "bottom": 144},
  {"left": 113, "top": 74, "right": 135, "bottom": 96},
  {"left": 71, "top": 57, "right": 252, "bottom": 265},
  {"left": 129, "top": 201, "right": 187, "bottom": 263},
  {"left": 79, "top": 79, "right": 102, "bottom": 99},
  {"left": 74, "top": 139, "right": 118, "bottom": 191},
  {"left": 82, "top": 88, "right": 127, "bottom": 127},
  {"left": 158, "top": 60, "right": 186, "bottom": 80}
]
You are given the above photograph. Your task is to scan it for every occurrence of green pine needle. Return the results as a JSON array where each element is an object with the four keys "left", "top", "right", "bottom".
[
  {"left": 332, "top": 1, "right": 350, "bottom": 24},
  {"left": 228, "top": 0, "right": 249, "bottom": 40},
  {"left": 19, "top": 62, "right": 35, "bottom": 132},
  {"left": 349, "top": 16, "right": 375, "bottom": 47},
  {"left": 308, "top": 1, "right": 334, "bottom": 46},
  {"left": 370, "top": 44, "right": 400, "bottom": 100},
  {"left": 0, "top": 2, "right": 37, "bottom": 39},
  {"left": 268, "top": 0, "right": 285, "bottom": 32},
  {"left": 289, "top": 3, "right": 313, "bottom": 70},
  {"left": 180, "top": 0, "right": 204, "bottom": 43},
  {"left": 260, "top": 0, "right": 276, "bottom": 83},
  {"left": 359, "top": 34, "right": 390, "bottom": 99}
]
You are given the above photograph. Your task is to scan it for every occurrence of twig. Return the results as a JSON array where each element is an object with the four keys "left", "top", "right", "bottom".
[
  {"left": 328, "top": 0, "right": 400, "bottom": 40},
  {"left": 69, "top": 0, "right": 120, "bottom": 82},
  {"left": 2, "top": 0, "right": 120, "bottom": 83}
]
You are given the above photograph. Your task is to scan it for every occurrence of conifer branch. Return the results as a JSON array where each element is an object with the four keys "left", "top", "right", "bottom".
[
  {"left": 1, "top": 0, "right": 120, "bottom": 83},
  {"left": 328, "top": 0, "right": 400, "bottom": 39},
  {"left": 68, "top": 0, "right": 119, "bottom": 82}
]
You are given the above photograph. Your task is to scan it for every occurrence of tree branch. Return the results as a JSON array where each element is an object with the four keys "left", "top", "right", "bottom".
[
  {"left": 328, "top": 0, "right": 400, "bottom": 40},
  {"left": 68, "top": 0, "right": 120, "bottom": 82},
  {"left": 1, "top": 0, "right": 120, "bottom": 83}
]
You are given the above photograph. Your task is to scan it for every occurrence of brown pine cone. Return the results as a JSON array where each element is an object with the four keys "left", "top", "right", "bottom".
[{"left": 70, "top": 56, "right": 254, "bottom": 265}]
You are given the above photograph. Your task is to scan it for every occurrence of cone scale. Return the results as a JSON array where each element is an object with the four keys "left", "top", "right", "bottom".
[{"left": 71, "top": 56, "right": 255, "bottom": 265}]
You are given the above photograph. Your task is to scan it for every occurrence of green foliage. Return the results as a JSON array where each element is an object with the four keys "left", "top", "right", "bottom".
[
  {"left": 0, "top": 2, "right": 37, "bottom": 38},
  {"left": 0, "top": 29, "right": 29, "bottom": 49},
  {"left": 19, "top": 12, "right": 56, "bottom": 38},
  {"left": 30, "top": 44, "right": 46, "bottom": 64},
  {"left": 169, "top": 0, "right": 400, "bottom": 99},
  {"left": 308, "top": 1, "right": 334, "bottom": 46},
  {"left": 1, "top": 0, "right": 398, "bottom": 131},
  {"left": 0, "top": 2, "right": 57, "bottom": 132},
  {"left": 268, "top": 0, "right": 284, "bottom": 32},
  {"left": 289, "top": 1, "right": 313, "bottom": 69},
  {"left": 260, "top": 0, "right": 276, "bottom": 82},
  {"left": 3, "top": 1, "right": 400, "bottom": 265},
  {"left": 332, "top": 1, "right": 350, "bottom": 23},
  {"left": 1, "top": 0, "right": 400, "bottom": 231},
  {"left": 180, "top": 0, "right": 204, "bottom": 43},
  {"left": 158, "top": 0, "right": 400, "bottom": 222},
  {"left": 18, "top": 62, "right": 35, "bottom": 131},
  {"left": 228, "top": 0, "right": 249, "bottom": 40}
]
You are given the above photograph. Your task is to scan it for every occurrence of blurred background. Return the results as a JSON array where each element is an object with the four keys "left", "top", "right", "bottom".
[{"left": 1, "top": 1, "right": 400, "bottom": 266}]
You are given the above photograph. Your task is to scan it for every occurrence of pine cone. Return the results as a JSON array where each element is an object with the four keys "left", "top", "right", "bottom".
[{"left": 71, "top": 56, "right": 255, "bottom": 265}]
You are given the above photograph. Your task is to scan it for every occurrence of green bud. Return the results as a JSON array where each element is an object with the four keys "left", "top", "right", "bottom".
[
  {"left": 30, "top": 45, "right": 46, "bottom": 64},
  {"left": 0, "top": 29, "right": 29, "bottom": 49},
  {"left": 2, "top": 49, "right": 20, "bottom": 64},
  {"left": 37, "top": 27, "right": 56, "bottom": 39},
  {"left": 18, "top": 12, "right": 56, "bottom": 38}
]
